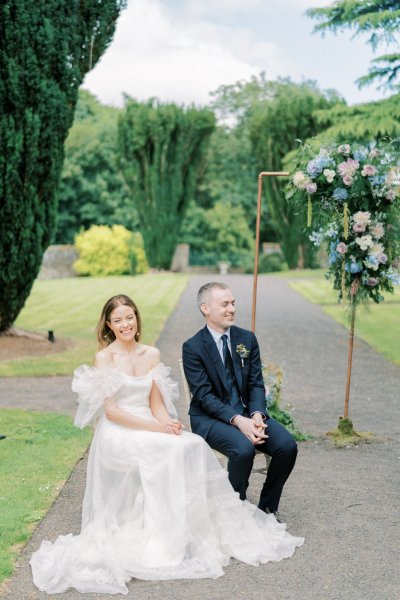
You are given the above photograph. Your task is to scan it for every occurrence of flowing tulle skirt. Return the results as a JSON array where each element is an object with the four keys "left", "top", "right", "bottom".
[{"left": 31, "top": 409, "right": 303, "bottom": 595}]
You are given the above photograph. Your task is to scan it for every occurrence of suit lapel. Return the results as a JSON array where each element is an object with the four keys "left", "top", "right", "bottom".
[
  {"left": 201, "top": 326, "right": 229, "bottom": 391},
  {"left": 229, "top": 327, "right": 243, "bottom": 391}
]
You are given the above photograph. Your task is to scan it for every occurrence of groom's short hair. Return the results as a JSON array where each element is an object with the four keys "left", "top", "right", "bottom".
[{"left": 197, "top": 282, "right": 229, "bottom": 314}]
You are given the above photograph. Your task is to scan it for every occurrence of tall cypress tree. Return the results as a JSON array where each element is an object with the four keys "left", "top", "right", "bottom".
[
  {"left": 0, "top": 0, "right": 126, "bottom": 332},
  {"left": 118, "top": 98, "right": 215, "bottom": 269}
]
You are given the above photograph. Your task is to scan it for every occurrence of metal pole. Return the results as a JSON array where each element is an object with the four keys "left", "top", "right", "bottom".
[{"left": 251, "top": 171, "right": 289, "bottom": 332}]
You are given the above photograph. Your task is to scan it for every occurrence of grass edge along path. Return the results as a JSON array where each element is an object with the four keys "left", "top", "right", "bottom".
[
  {"left": 289, "top": 277, "right": 400, "bottom": 365},
  {"left": 0, "top": 273, "right": 189, "bottom": 377},
  {"left": 0, "top": 409, "right": 92, "bottom": 584}
]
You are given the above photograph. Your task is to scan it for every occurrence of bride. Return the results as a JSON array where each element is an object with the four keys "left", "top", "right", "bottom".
[{"left": 30, "top": 294, "right": 303, "bottom": 595}]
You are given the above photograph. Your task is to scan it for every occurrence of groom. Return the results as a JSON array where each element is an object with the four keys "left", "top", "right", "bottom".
[{"left": 182, "top": 282, "right": 297, "bottom": 518}]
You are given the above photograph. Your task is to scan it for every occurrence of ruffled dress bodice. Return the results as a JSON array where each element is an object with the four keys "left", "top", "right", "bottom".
[{"left": 30, "top": 362, "right": 303, "bottom": 595}]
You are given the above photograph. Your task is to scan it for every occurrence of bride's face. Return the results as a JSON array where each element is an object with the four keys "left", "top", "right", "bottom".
[{"left": 107, "top": 304, "right": 138, "bottom": 343}]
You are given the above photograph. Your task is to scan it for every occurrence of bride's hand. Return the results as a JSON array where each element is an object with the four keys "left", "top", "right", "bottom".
[{"left": 162, "top": 419, "right": 184, "bottom": 435}]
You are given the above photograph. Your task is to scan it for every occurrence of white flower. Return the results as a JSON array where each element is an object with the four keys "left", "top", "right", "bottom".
[
  {"left": 370, "top": 243, "right": 384, "bottom": 256},
  {"left": 355, "top": 235, "right": 373, "bottom": 251},
  {"left": 293, "top": 171, "right": 308, "bottom": 189},
  {"left": 323, "top": 168, "right": 335, "bottom": 183},
  {"left": 352, "top": 211, "right": 371, "bottom": 226},
  {"left": 371, "top": 223, "right": 384, "bottom": 239}
]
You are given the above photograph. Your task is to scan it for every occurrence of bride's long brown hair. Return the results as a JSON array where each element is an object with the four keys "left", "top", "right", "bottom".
[{"left": 96, "top": 294, "right": 142, "bottom": 348}]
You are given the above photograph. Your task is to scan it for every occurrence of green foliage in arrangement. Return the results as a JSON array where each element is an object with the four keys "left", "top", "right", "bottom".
[
  {"left": 55, "top": 91, "right": 136, "bottom": 244},
  {"left": 262, "top": 362, "right": 309, "bottom": 441},
  {"left": 74, "top": 225, "right": 148, "bottom": 276},
  {"left": 118, "top": 98, "right": 215, "bottom": 269},
  {"left": 307, "top": 0, "right": 400, "bottom": 91},
  {"left": 249, "top": 80, "right": 344, "bottom": 269},
  {"left": 0, "top": 408, "right": 92, "bottom": 583},
  {"left": 181, "top": 201, "right": 254, "bottom": 267},
  {"left": 0, "top": 0, "right": 126, "bottom": 332}
]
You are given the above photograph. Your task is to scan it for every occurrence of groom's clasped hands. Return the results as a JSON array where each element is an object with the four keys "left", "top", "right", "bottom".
[{"left": 232, "top": 413, "right": 269, "bottom": 445}]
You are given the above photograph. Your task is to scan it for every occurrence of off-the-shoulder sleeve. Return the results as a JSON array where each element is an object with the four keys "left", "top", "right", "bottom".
[
  {"left": 152, "top": 363, "right": 179, "bottom": 419},
  {"left": 72, "top": 365, "right": 123, "bottom": 428}
]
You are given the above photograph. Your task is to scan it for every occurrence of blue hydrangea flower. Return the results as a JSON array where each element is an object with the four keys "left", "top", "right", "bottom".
[
  {"left": 306, "top": 156, "right": 334, "bottom": 177},
  {"left": 345, "top": 261, "right": 362, "bottom": 274},
  {"left": 332, "top": 188, "right": 348, "bottom": 202},
  {"left": 353, "top": 148, "right": 368, "bottom": 161}
]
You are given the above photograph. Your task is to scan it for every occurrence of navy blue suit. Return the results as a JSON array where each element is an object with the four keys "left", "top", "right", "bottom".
[{"left": 182, "top": 325, "right": 297, "bottom": 511}]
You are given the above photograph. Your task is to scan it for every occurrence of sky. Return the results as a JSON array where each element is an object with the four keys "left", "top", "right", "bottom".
[{"left": 83, "top": 0, "right": 393, "bottom": 109}]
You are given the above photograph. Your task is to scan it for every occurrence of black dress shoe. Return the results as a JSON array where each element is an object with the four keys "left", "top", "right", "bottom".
[{"left": 260, "top": 506, "right": 282, "bottom": 523}]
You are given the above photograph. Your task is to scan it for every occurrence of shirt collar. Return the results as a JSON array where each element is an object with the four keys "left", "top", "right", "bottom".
[{"left": 207, "top": 325, "right": 231, "bottom": 344}]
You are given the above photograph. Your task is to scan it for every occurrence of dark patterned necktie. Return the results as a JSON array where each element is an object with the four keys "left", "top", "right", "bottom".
[{"left": 221, "top": 334, "right": 243, "bottom": 413}]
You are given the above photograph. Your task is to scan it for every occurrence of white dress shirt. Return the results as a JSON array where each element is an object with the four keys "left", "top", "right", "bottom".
[{"left": 206, "top": 325, "right": 231, "bottom": 364}]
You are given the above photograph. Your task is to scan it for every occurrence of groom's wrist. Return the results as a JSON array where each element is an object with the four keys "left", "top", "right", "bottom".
[{"left": 230, "top": 414, "right": 241, "bottom": 426}]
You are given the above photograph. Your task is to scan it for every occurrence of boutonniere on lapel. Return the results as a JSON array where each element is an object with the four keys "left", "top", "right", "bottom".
[{"left": 236, "top": 344, "right": 250, "bottom": 367}]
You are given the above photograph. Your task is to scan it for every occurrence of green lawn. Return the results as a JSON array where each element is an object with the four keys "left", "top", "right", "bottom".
[
  {"left": 0, "top": 273, "right": 188, "bottom": 376},
  {"left": 290, "top": 277, "right": 400, "bottom": 364},
  {"left": 0, "top": 409, "right": 92, "bottom": 583}
]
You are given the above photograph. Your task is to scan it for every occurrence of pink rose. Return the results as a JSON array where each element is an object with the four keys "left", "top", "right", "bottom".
[
  {"left": 378, "top": 253, "right": 388, "bottom": 264},
  {"left": 361, "top": 164, "right": 377, "bottom": 177},
  {"left": 353, "top": 222, "right": 366, "bottom": 233},
  {"left": 366, "top": 278, "right": 379, "bottom": 287},
  {"left": 386, "top": 189, "right": 396, "bottom": 201},
  {"left": 343, "top": 174, "right": 353, "bottom": 186},
  {"left": 336, "top": 242, "right": 348, "bottom": 255},
  {"left": 306, "top": 182, "right": 317, "bottom": 194}
]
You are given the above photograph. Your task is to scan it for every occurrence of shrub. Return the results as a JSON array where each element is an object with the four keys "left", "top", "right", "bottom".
[
  {"left": 258, "top": 252, "right": 288, "bottom": 273},
  {"left": 74, "top": 225, "right": 148, "bottom": 276}
]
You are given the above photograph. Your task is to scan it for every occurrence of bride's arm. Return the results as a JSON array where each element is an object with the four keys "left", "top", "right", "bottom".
[{"left": 149, "top": 381, "right": 183, "bottom": 433}]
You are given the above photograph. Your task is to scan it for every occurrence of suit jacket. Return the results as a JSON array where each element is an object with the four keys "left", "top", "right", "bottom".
[{"left": 182, "top": 325, "right": 268, "bottom": 439}]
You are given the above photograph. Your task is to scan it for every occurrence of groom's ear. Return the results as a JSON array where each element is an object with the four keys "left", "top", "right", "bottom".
[{"left": 200, "top": 303, "right": 208, "bottom": 317}]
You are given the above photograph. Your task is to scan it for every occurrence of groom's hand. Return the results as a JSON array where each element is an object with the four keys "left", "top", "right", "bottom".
[{"left": 232, "top": 415, "right": 268, "bottom": 445}]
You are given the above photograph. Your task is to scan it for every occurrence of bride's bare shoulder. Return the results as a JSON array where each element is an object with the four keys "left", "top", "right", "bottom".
[
  {"left": 94, "top": 347, "right": 114, "bottom": 368},
  {"left": 140, "top": 345, "right": 161, "bottom": 366}
]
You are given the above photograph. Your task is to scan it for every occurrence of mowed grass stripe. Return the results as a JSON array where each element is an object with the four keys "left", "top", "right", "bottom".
[{"left": 1, "top": 273, "right": 188, "bottom": 376}]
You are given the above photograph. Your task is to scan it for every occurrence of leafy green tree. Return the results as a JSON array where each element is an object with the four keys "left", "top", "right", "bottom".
[
  {"left": 249, "top": 80, "right": 343, "bottom": 268},
  {"left": 0, "top": 0, "right": 126, "bottom": 332},
  {"left": 307, "top": 1, "right": 400, "bottom": 90},
  {"left": 118, "top": 99, "right": 215, "bottom": 269},
  {"left": 55, "top": 91, "right": 136, "bottom": 243},
  {"left": 180, "top": 201, "right": 254, "bottom": 267},
  {"left": 310, "top": 89, "right": 400, "bottom": 141}
]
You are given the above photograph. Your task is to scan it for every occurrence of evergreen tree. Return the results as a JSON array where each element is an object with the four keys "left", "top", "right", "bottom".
[
  {"left": 307, "top": 0, "right": 400, "bottom": 90},
  {"left": 55, "top": 90, "right": 136, "bottom": 244},
  {"left": 311, "top": 92, "right": 400, "bottom": 141},
  {"left": 249, "top": 80, "right": 343, "bottom": 268},
  {"left": 0, "top": 0, "right": 126, "bottom": 332},
  {"left": 118, "top": 99, "right": 215, "bottom": 269}
]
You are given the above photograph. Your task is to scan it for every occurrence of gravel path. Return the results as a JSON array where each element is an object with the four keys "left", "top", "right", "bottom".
[{"left": 1, "top": 274, "right": 399, "bottom": 600}]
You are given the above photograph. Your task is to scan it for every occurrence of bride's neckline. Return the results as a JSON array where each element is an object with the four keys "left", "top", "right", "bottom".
[{"left": 122, "top": 370, "right": 153, "bottom": 378}]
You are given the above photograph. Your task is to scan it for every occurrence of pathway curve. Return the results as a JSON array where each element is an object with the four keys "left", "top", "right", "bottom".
[{"left": 1, "top": 275, "right": 399, "bottom": 600}]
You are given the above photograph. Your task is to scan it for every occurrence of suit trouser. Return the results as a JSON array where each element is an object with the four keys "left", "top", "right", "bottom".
[{"left": 205, "top": 417, "right": 297, "bottom": 511}]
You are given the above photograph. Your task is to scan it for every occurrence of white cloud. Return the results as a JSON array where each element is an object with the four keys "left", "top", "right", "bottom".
[{"left": 82, "top": 0, "right": 294, "bottom": 106}]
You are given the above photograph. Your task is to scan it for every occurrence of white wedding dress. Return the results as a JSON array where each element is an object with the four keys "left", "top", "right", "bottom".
[{"left": 30, "top": 363, "right": 303, "bottom": 595}]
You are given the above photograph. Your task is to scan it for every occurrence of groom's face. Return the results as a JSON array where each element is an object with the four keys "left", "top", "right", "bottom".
[{"left": 202, "top": 287, "right": 236, "bottom": 332}]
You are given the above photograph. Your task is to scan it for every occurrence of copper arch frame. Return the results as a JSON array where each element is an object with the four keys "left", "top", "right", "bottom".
[{"left": 251, "top": 171, "right": 289, "bottom": 332}]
